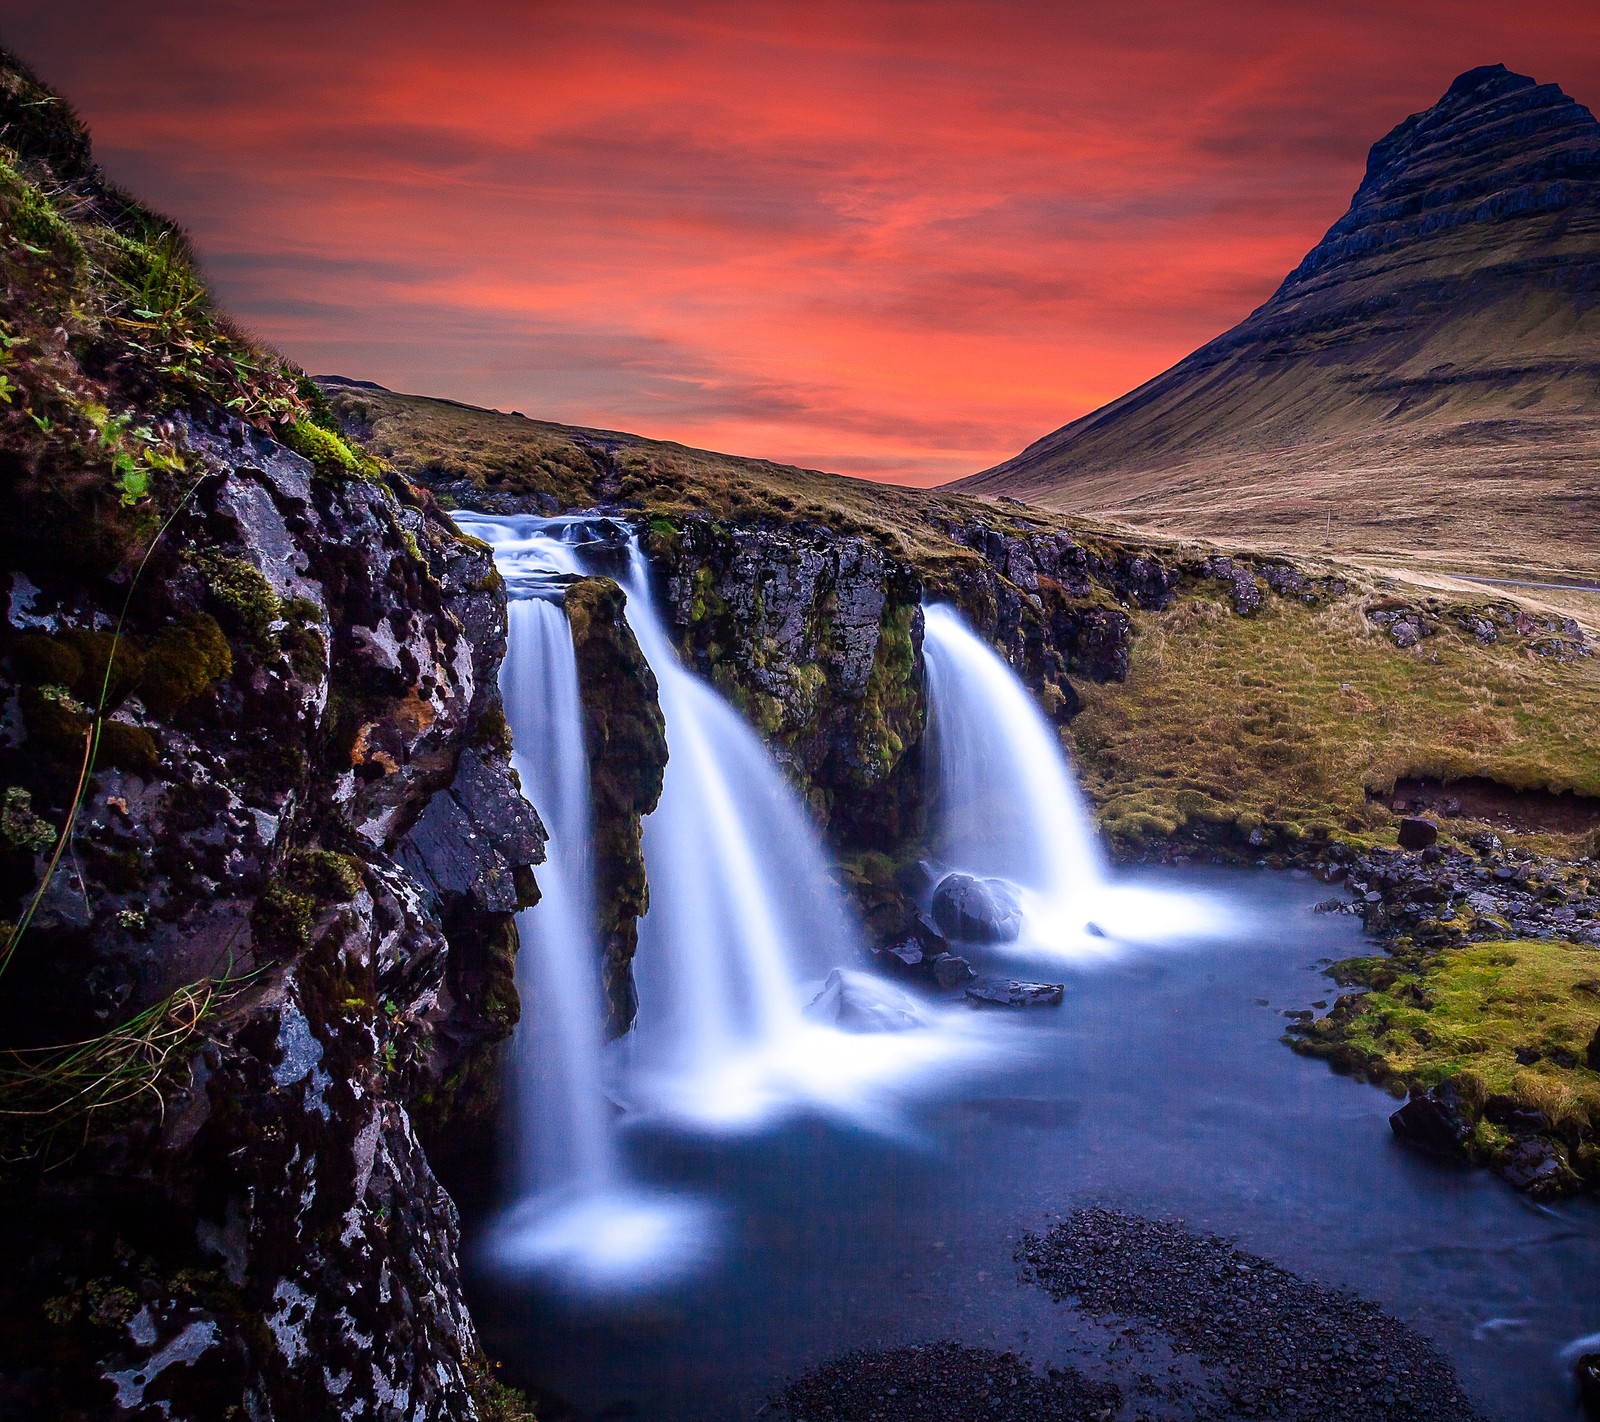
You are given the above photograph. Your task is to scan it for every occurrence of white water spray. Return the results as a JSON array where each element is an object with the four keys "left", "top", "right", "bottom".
[
  {"left": 502, "top": 595, "right": 613, "bottom": 1197},
  {"left": 617, "top": 548, "right": 989, "bottom": 1127}
]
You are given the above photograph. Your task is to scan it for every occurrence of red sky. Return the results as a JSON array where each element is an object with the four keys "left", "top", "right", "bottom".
[{"left": 6, "top": 2, "right": 1599, "bottom": 485}]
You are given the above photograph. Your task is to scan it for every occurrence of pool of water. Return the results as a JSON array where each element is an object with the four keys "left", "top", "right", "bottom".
[{"left": 464, "top": 867, "right": 1600, "bottom": 1420}]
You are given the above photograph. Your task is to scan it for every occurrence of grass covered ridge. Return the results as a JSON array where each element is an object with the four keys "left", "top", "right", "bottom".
[
  {"left": 321, "top": 379, "right": 1600, "bottom": 862},
  {"left": 0, "top": 52, "right": 372, "bottom": 579}
]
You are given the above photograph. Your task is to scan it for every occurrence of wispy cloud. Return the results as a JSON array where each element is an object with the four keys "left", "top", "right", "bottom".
[{"left": 6, "top": 0, "right": 1598, "bottom": 484}]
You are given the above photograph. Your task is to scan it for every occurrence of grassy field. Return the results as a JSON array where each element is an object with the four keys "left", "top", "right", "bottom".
[{"left": 1071, "top": 578, "right": 1600, "bottom": 854}]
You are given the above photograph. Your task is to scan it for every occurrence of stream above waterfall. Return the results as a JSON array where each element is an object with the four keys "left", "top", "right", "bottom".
[{"left": 465, "top": 866, "right": 1600, "bottom": 1422}]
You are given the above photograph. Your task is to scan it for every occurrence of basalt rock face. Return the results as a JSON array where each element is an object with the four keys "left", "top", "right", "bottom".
[
  {"left": 957, "top": 65, "right": 1600, "bottom": 575},
  {"left": 645, "top": 518, "right": 927, "bottom": 846},
  {"left": 1, "top": 426, "right": 540, "bottom": 1419},
  {"left": 563, "top": 576, "right": 668, "bottom": 1036}
]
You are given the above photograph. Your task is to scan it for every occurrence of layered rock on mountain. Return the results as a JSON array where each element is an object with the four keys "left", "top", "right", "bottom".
[
  {"left": 0, "top": 50, "right": 538, "bottom": 1420},
  {"left": 955, "top": 65, "right": 1600, "bottom": 577}
]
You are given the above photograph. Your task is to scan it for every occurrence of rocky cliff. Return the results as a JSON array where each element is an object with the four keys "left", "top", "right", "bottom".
[
  {"left": 0, "top": 52, "right": 538, "bottom": 1419},
  {"left": 955, "top": 65, "right": 1600, "bottom": 580}
]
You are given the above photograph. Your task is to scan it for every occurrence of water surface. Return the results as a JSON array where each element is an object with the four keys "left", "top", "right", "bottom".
[{"left": 467, "top": 867, "right": 1600, "bottom": 1420}]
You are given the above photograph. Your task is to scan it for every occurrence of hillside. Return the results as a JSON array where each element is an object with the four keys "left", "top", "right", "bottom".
[
  {"left": 322, "top": 378, "right": 1600, "bottom": 859},
  {"left": 954, "top": 65, "right": 1600, "bottom": 585}
]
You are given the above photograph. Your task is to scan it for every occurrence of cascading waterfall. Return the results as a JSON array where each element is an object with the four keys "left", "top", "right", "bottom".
[
  {"left": 616, "top": 544, "right": 926, "bottom": 1125},
  {"left": 921, "top": 602, "right": 1228, "bottom": 950},
  {"left": 466, "top": 516, "right": 710, "bottom": 1286},
  {"left": 921, "top": 603, "right": 1108, "bottom": 949},
  {"left": 501, "top": 594, "right": 613, "bottom": 1198}
]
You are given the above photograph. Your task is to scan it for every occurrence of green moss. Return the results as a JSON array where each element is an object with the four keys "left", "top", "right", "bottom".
[
  {"left": 97, "top": 721, "right": 159, "bottom": 776},
  {"left": 283, "top": 418, "right": 366, "bottom": 480},
  {"left": 19, "top": 682, "right": 90, "bottom": 759},
  {"left": 465, "top": 1359, "right": 538, "bottom": 1421},
  {"left": 251, "top": 881, "right": 317, "bottom": 955},
  {"left": 0, "top": 156, "right": 86, "bottom": 270},
  {"left": 1, "top": 786, "right": 55, "bottom": 851},
  {"left": 139, "top": 612, "right": 231, "bottom": 716},
  {"left": 287, "top": 849, "right": 364, "bottom": 904},
  {"left": 194, "top": 552, "right": 282, "bottom": 641},
  {"left": 855, "top": 603, "right": 919, "bottom": 778},
  {"left": 12, "top": 632, "right": 82, "bottom": 688},
  {"left": 1297, "top": 939, "right": 1600, "bottom": 1130}
]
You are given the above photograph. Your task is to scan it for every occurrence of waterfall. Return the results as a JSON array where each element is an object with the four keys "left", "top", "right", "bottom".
[
  {"left": 465, "top": 515, "right": 711, "bottom": 1287},
  {"left": 921, "top": 603, "right": 1108, "bottom": 949},
  {"left": 501, "top": 595, "right": 613, "bottom": 1198},
  {"left": 615, "top": 545, "right": 886, "bottom": 1125}
]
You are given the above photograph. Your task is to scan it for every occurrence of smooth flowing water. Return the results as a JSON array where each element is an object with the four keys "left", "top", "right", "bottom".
[
  {"left": 468, "top": 516, "right": 713, "bottom": 1285},
  {"left": 922, "top": 602, "right": 1215, "bottom": 953},
  {"left": 923, "top": 602, "right": 1106, "bottom": 903},
  {"left": 501, "top": 595, "right": 612, "bottom": 1200},
  {"left": 463, "top": 515, "right": 994, "bottom": 1286},
  {"left": 615, "top": 549, "right": 989, "bottom": 1130},
  {"left": 468, "top": 868, "right": 1600, "bottom": 1421}
]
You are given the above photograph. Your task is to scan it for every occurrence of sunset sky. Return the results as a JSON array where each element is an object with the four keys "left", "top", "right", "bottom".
[{"left": 7, "top": 2, "right": 1599, "bottom": 484}]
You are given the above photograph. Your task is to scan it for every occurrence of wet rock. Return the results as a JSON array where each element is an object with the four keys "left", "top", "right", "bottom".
[
  {"left": 965, "top": 978, "right": 1064, "bottom": 1009},
  {"left": 873, "top": 938, "right": 926, "bottom": 973},
  {"left": 932, "top": 873, "right": 1023, "bottom": 943},
  {"left": 1500, "top": 1137, "right": 1579, "bottom": 1198},
  {"left": 807, "top": 968, "right": 924, "bottom": 1032},
  {"left": 1389, "top": 1082, "right": 1474, "bottom": 1158},
  {"left": 1576, "top": 1352, "right": 1600, "bottom": 1418},
  {"left": 1397, "top": 816, "right": 1439, "bottom": 850},
  {"left": 928, "top": 953, "right": 977, "bottom": 989},
  {"left": 566, "top": 577, "right": 668, "bottom": 1035}
]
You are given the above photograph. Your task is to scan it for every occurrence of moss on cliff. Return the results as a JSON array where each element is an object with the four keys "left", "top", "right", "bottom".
[{"left": 564, "top": 577, "right": 667, "bottom": 1036}]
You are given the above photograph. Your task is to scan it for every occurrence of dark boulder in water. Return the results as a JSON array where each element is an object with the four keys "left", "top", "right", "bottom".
[
  {"left": 1576, "top": 1352, "right": 1600, "bottom": 1418},
  {"left": 1388, "top": 1082, "right": 1474, "bottom": 1157},
  {"left": 965, "top": 978, "right": 1064, "bottom": 1009},
  {"left": 928, "top": 953, "right": 977, "bottom": 989},
  {"left": 932, "top": 873, "right": 1023, "bottom": 943}
]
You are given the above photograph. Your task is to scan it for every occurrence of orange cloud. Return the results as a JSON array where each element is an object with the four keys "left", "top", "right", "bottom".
[{"left": 7, "top": 0, "right": 1599, "bottom": 483}]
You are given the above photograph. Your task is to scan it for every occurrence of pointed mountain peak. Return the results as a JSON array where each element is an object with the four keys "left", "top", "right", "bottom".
[{"left": 1280, "top": 65, "right": 1600, "bottom": 292}]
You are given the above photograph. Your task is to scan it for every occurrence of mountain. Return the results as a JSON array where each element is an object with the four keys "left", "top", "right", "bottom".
[{"left": 953, "top": 65, "right": 1600, "bottom": 581}]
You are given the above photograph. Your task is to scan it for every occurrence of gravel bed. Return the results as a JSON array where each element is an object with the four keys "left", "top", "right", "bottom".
[
  {"left": 1015, "top": 1208, "right": 1486, "bottom": 1421},
  {"left": 766, "top": 1342, "right": 1121, "bottom": 1421}
]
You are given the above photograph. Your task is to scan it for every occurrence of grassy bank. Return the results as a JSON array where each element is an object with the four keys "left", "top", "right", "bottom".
[
  {"left": 1071, "top": 580, "right": 1600, "bottom": 855},
  {"left": 1292, "top": 938, "right": 1600, "bottom": 1183}
]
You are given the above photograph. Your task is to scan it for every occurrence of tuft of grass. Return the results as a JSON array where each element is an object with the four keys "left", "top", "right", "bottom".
[{"left": 0, "top": 977, "right": 224, "bottom": 1159}]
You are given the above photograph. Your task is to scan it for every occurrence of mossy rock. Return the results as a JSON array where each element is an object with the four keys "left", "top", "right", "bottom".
[{"left": 139, "top": 613, "right": 231, "bottom": 717}]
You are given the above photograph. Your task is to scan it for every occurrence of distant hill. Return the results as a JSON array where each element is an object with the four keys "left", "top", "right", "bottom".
[{"left": 953, "top": 65, "right": 1600, "bottom": 582}]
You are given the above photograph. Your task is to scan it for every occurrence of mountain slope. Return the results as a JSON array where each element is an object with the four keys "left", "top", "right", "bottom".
[{"left": 953, "top": 65, "right": 1600, "bottom": 581}]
